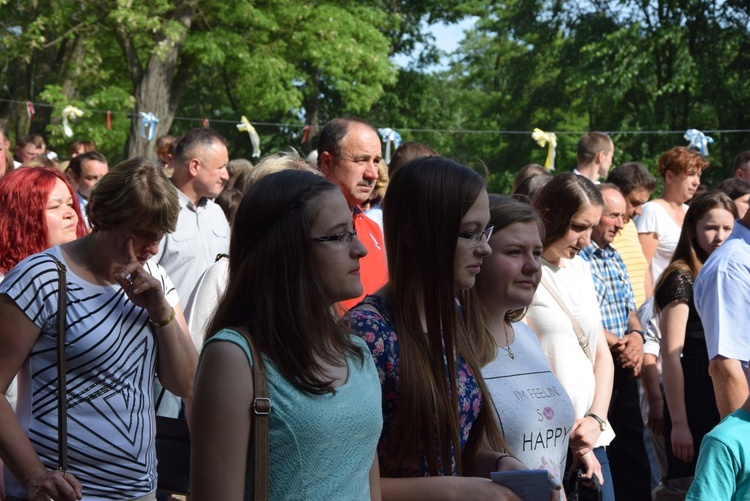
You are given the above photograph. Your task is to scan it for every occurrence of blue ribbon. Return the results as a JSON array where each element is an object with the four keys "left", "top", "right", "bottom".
[
  {"left": 684, "top": 129, "right": 713, "bottom": 156},
  {"left": 138, "top": 112, "right": 160, "bottom": 141}
]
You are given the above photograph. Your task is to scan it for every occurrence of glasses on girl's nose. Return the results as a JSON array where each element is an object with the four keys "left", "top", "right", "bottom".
[
  {"left": 311, "top": 229, "right": 358, "bottom": 248},
  {"left": 458, "top": 226, "right": 494, "bottom": 247}
]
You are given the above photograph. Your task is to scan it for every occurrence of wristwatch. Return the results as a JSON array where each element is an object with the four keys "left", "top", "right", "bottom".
[
  {"left": 586, "top": 413, "right": 607, "bottom": 432},
  {"left": 627, "top": 329, "right": 646, "bottom": 343}
]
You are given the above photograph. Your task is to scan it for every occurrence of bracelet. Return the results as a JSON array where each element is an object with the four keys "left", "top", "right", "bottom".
[
  {"left": 149, "top": 307, "right": 175, "bottom": 328},
  {"left": 586, "top": 412, "right": 607, "bottom": 432},
  {"left": 627, "top": 329, "right": 646, "bottom": 343},
  {"left": 495, "top": 453, "right": 512, "bottom": 471}
]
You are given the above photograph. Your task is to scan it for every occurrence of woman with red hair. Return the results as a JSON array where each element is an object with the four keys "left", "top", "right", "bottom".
[
  {"left": 0, "top": 167, "right": 88, "bottom": 278},
  {"left": 0, "top": 166, "right": 87, "bottom": 499}
]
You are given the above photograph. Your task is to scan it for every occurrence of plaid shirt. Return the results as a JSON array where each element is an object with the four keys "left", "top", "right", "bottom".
[{"left": 580, "top": 241, "right": 636, "bottom": 338}]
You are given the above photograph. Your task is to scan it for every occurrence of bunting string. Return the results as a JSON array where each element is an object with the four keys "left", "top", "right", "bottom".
[{"left": 3, "top": 98, "right": 750, "bottom": 137}]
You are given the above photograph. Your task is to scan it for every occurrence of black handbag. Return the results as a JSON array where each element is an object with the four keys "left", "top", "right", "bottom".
[
  {"left": 155, "top": 387, "right": 191, "bottom": 495},
  {"left": 565, "top": 468, "right": 603, "bottom": 501}
]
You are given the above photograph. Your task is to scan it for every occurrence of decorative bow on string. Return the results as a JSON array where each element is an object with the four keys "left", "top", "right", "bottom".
[
  {"left": 378, "top": 128, "right": 402, "bottom": 164},
  {"left": 301, "top": 125, "right": 311, "bottom": 144},
  {"left": 61, "top": 106, "right": 84, "bottom": 138},
  {"left": 237, "top": 116, "right": 260, "bottom": 158},
  {"left": 684, "top": 129, "right": 714, "bottom": 156},
  {"left": 531, "top": 128, "right": 557, "bottom": 171},
  {"left": 138, "top": 112, "right": 159, "bottom": 141}
]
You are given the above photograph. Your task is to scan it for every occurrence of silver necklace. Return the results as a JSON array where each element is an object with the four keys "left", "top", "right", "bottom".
[{"left": 500, "top": 321, "right": 515, "bottom": 360}]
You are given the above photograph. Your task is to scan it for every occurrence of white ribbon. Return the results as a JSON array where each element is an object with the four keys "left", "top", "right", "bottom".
[
  {"left": 378, "top": 128, "right": 402, "bottom": 164},
  {"left": 61, "top": 105, "right": 84, "bottom": 138},
  {"left": 138, "top": 112, "right": 159, "bottom": 141},
  {"left": 684, "top": 129, "right": 714, "bottom": 156},
  {"left": 237, "top": 116, "right": 260, "bottom": 158}
]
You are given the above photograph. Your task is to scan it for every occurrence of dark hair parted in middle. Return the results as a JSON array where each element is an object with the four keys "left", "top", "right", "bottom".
[
  {"left": 381, "top": 156, "right": 507, "bottom": 476},
  {"left": 534, "top": 172, "right": 604, "bottom": 250},
  {"left": 206, "top": 170, "right": 364, "bottom": 394}
]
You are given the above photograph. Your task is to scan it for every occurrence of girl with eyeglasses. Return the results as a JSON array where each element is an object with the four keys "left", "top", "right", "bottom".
[
  {"left": 190, "top": 170, "right": 383, "bottom": 500},
  {"left": 347, "top": 157, "right": 553, "bottom": 500}
]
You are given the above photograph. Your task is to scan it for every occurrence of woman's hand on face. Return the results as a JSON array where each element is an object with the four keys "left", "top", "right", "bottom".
[
  {"left": 569, "top": 416, "right": 601, "bottom": 456},
  {"left": 114, "top": 238, "right": 171, "bottom": 319},
  {"left": 25, "top": 467, "right": 82, "bottom": 501},
  {"left": 670, "top": 423, "right": 695, "bottom": 463}
]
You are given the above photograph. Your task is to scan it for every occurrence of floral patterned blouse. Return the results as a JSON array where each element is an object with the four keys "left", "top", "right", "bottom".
[{"left": 346, "top": 295, "right": 483, "bottom": 477}]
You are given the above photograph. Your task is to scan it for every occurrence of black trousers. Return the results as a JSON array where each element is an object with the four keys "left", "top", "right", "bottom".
[{"left": 607, "top": 364, "right": 652, "bottom": 501}]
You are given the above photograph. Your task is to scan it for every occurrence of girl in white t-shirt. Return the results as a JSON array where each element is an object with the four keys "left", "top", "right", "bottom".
[
  {"left": 474, "top": 195, "right": 575, "bottom": 490},
  {"left": 526, "top": 173, "right": 616, "bottom": 500}
]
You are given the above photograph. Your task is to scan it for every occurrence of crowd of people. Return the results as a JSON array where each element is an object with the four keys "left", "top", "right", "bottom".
[{"left": 0, "top": 120, "right": 749, "bottom": 501}]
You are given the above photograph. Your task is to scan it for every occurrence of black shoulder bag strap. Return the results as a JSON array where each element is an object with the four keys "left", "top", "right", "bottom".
[{"left": 49, "top": 254, "right": 68, "bottom": 474}]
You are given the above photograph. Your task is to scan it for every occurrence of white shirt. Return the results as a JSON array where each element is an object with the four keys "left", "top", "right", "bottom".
[
  {"left": 526, "top": 255, "right": 615, "bottom": 447},
  {"left": 154, "top": 189, "right": 230, "bottom": 307},
  {"left": 634, "top": 201, "right": 686, "bottom": 284}
]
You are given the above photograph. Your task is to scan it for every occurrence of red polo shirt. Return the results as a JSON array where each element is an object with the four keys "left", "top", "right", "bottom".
[{"left": 338, "top": 208, "right": 388, "bottom": 313}]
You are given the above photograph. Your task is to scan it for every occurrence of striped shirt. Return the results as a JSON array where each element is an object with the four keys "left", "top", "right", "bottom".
[
  {"left": 0, "top": 247, "right": 177, "bottom": 500},
  {"left": 611, "top": 220, "right": 648, "bottom": 307}
]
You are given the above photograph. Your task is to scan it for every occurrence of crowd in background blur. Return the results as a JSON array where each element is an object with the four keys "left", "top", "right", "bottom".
[{"left": 1, "top": 121, "right": 749, "bottom": 501}]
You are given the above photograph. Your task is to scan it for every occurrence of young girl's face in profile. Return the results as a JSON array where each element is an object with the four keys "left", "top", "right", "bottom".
[
  {"left": 545, "top": 204, "right": 601, "bottom": 264},
  {"left": 453, "top": 191, "right": 492, "bottom": 291},
  {"left": 309, "top": 190, "right": 368, "bottom": 303}
]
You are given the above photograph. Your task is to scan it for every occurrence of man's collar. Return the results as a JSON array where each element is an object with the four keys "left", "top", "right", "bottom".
[
  {"left": 585, "top": 239, "right": 615, "bottom": 257},
  {"left": 573, "top": 167, "right": 601, "bottom": 184},
  {"left": 175, "top": 188, "right": 208, "bottom": 210}
]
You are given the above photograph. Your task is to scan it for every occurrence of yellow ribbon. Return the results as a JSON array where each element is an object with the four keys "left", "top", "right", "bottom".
[
  {"left": 61, "top": 105, "right": 84, "bottom": 138},
  {"left": 531, "top": 128, "right": 557, "bottom": 171},
  {"left": 236, "top": 116, "right": 260, "bottom": 158}
]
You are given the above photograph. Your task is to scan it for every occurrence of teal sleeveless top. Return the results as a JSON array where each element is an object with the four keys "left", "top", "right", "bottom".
[{"left": 203, "top": 329, "right": 383, "bottom": 500}]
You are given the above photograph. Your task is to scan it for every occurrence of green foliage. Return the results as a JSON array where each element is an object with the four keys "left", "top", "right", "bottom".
[
  {"left": 39, "top": 85, "right": 132, "bottom": 163},
  {"left": 3, "top": 0, "right": 750, "bottom": 191}
]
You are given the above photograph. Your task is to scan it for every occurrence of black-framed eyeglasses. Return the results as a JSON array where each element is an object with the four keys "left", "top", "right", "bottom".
[
  {"left": 311, "top": 229, "right": 358, "bottom": 247},
  {"left": 458, "top": 225, "right": 494, "bottom": 246}
]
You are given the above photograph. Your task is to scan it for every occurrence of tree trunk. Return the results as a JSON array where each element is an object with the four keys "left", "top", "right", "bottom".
[
  {"left": 302, "top": 70, "right": 321, "bottom": 153},
  {"left": 124, "top": 4, "right": 196, "bottom": 158}
]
